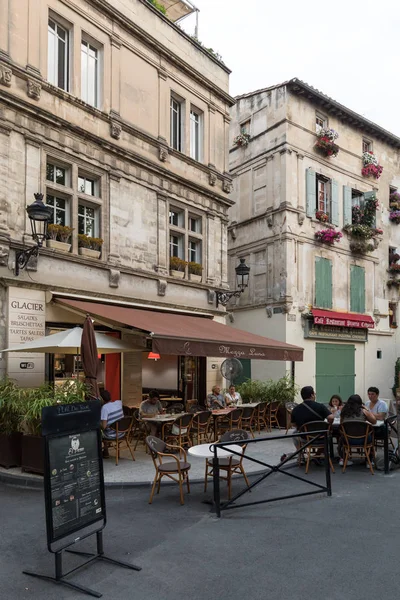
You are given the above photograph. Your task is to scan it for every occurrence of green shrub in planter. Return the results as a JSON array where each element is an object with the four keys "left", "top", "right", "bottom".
[
  {"left": 236, "top": 380, "right": 267, "bottom": 404},
  {"left": 0, "top": 378, "right": 24, "bottom": 468}
]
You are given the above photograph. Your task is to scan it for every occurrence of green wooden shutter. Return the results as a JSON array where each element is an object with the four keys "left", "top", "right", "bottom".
[
  {"left": 306, "top": 168, "right": 316, "bottom": 218},
  {"left": 350, "top": 265, "right": 365, "bottom": 313},
  {"left": 234, "top": 359, "right": 251, "bottom": 386},
  {"left": 363, "top": 191, "right": 376, "bottom": 227},
  {"left": 331, "top": 179, "right": 339, "bottom": 226},
  {"left": 315, "top": 257, "right": 332, "bottom": 309},
  {"left": 343, "top": 185, "right": 352, "bottom": 225}
]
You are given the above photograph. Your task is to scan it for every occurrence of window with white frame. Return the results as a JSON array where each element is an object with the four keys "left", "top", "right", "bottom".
[
  {"left": 362, "top": 138, "right": 372, "bottom": 153},
  {"left": 169, "top": 205, "right": 203, "bottom": 267},
  {"left": 316, "top": 174, "right": 331, "bottom": 216},
  {"left": 315, "top": 112, "right": 327, "bottom": 133},
  {"left": 170, "top": 96, "right": 183, "bottom": 151},
  {"left": 78, "top": 175, "right": 97, "bottom": 196},
  {"left": 190, "top": 107, "right": 202, "bottom": 161},
  {"left": 48, "top": 18, "right": 69, "bottom": 91},
  {"left": 46, "top": 162, "right": 69, "bottom": 186},
  {"left": 46, "top": 194, "right": 69, "bottom": 225},
  {"left": 81, "top": 38, "right": 100, "bottom": 108},
  {"left": 78, "top": 203, "right": 98, "bottom": 237}
]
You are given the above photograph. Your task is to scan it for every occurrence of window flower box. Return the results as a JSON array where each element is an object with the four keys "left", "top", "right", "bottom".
[
  {"left": 47, "top": 224, "right": 73, "bottom": 252},
  {"left": 78, "top": 234, "right": 103, "bottom": 259},
  {"left": 389, "top": 211, "right": 400, "bottom": 224},
  {"left": 361, "top": 151, "right": 383, "bottom": 179},
  {"left": 315, "top": 229, "right": 342, "bottom": 244},
  {"left": 387, "top": 279, "right": 400, "bottom": 288},
  {"left": 315, "top": 210, "right": 329, "bottom": 223},
  {"left": 315, "top": 128, "right": 339, "bottom": 157},
  {"left": 188, "top": 261, "right": 203, "bottom": 282},
  {"left": 170, "top": 256, "right": 187, "bottom": 278}
]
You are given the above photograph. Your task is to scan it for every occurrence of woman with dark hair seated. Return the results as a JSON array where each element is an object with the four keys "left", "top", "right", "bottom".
[{"left": 338, "top": 394, "right": 376, "bottom": 466}]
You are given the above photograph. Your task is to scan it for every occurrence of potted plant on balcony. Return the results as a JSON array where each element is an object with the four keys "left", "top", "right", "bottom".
[
  {"left": 47, "top": 224, "right": 73, "bottom": 252},
  {"left": 233, "top": 132, "right": 251, "bottom": 148},
  {"left": 361, "top": 151, "right": 383, "bottom": 179},
  {"left": 315, "top": 128, "right": 339, "bottom": 158},
  {"left": 169, "top": 256, "right": 187, "bottom": 279},
  {"left": 315, "top": 229, "right": 343, "bottom": 245},
  {"left": 78, "top": 234, "right": 103, "bottom": 259},
  {"left": 315, "top": 210, "right": 329, "bottom": 223},
  {"left": 188, "top": 262, "right": 203, "bottom": 283},
  {"left": 0, "top": 379, "right": 23, "bottom": 469}
]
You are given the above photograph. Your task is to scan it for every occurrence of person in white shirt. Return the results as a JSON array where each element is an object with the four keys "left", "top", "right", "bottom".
[
  {"left": 365, "top": 386, "right": 388, "bottom": 440},
  {"left": 100, "top": 389, "right": 124, "bottom": 458},
  {"left": 225, "top": 385, "right": 242, "bottom": 407}
]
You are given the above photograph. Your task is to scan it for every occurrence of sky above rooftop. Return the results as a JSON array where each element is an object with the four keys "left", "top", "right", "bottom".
[{"left": 181, "top": 0, "right": 400, "bottom": 136}]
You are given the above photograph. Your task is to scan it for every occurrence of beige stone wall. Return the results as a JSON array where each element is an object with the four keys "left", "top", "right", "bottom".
[{"left": 228, "top": 84, "right": 400, "bottom": 398}]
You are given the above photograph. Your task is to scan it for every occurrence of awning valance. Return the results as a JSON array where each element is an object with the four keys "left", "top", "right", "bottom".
[
  {"left": 55, "top": 299, "right": 304, "bottom": 361},
  {"left": 312, "top": 309, "right": 374, "bottom": 329}
]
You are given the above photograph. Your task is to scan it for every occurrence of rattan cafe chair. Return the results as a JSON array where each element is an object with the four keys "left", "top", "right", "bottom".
[
  {"left": 240, "top": 406, "right": 256, "bottom": 438},
  {"left": 107, "top": 416, "right": 135, "bottom": 466},
  {"left": 131, "top": 409, "right": 149, "bottom": 451},
  {"left": 162, "top": 413, "right": 193, "bottom": 447},
  {"left": 145, "top": 436, "right": 191, "bottom": 505},
  {"left": 268, "top": 401, "right": 281, "bottom": 429},
  {"left": 216, "top": 407, "right": 243, "bottom": 437},
  {"left": 190, "top": 410, "right": 212, "bottom": 445},
  {"left": 255, "top": 402, "right": 269, "bottom": 433},
  {"left": 204, "top": 429, "right": 251, "bottom": 500},
  {"left": 285, "top": 402, "right": 297, "bottom": 434},
  {"left": 298, "top": 421, "right": 335, "bottom": 474},
  {"left": 340, "top": 420, "right": 375, "bottom": 474}
]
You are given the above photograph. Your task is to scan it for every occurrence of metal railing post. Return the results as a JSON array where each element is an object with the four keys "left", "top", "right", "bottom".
[
  {"left": 384, "top": 419, "right": 390, "bottom": 475},
  {"left": 324, "top": 432, "right": 332, "bottom": 497},
  {"left": 212, "top": 445, "right": 221, "bottom": 518}
]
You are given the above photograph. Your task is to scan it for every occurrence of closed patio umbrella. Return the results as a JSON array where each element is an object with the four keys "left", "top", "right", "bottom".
[{"left": 81, "top": 315, "right": 100, "bottom": 401}]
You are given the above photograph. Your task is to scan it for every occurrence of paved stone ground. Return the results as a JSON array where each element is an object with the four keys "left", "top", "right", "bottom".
[{"left": 1, "top": 460, "right": 399, "bottom": 600}]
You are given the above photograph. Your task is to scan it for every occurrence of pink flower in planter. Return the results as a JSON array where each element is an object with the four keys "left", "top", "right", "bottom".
[{"left": 315, "top": 229, "right": 343, "bottom": 244}]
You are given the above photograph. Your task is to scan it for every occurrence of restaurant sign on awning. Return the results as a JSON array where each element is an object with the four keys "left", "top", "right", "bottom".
[{"left": 311, "top": 309, "right": 374, "bottom": 329}]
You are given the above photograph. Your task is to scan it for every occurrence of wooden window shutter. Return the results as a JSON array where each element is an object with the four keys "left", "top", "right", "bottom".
[
  {"left": 315, "top": 257, "right": 332, "bottom": 309},
  {"left": 350, "top": 265, "right": 365, "bottom": 313},
  {"left": 331, "top": 179, "right": 339, "bottom": 226},
  {"left": 343, "top": 185, "right": 352, "bottom": 225},
  {"left": 306, "top": 168, "right": 316, "bottom": 218}
]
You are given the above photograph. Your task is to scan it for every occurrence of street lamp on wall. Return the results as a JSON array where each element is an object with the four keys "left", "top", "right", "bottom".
[
  {"left": 15, "top": 193, "right": 52, "bottom": 276},
  {"left": 215, "top": 258, "right": 250, "bottom": 308}
]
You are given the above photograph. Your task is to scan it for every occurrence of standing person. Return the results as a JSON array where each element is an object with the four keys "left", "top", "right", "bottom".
[
  {"left": 365, "top": 386, "right": 388, "bottom": 440},
  {"left": 291, "top": 386, "right": 333, "bottom": 451},
  {"left": 140, "top": 390, "right": 164, "bottom": 436},
  {"left": 207, "top": 385, "right": 225, "bottom": 410},
  {"left": 100, "top": 389, "right": 124, "bottom": 458},
  {"left": 225, "top": 385, "right": 242, "bottom": 406}
]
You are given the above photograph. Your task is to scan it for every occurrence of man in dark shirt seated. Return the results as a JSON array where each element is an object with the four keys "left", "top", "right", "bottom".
[{"left": 291, "top": 386, "right": 333, "bottom": 450}]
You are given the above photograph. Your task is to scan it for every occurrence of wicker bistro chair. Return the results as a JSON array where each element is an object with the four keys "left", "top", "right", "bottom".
[
  {"left": 131, "top": 409, "right": 150, "bottom": 451},
  {"left": 107, "top": 417, "right": 135, "bottom": 466},
  {"left": 204, "top": 429, "right": 251, "bottom": 500},
  {"left": 255, "top": 402, "right": 269, "bottom": 433},
  {"left": 191, "top": 411, "right": 212, "bottom": 445},
  {"left": 162, "top": 413, "right": 193, "bottom": 447},
  {"left": 145, "top": 436, "right": 191, "bottom": 505},
  {"left": 240, "top": 406, "right": 256, "bottom": 438},
  {"left": 215, "top": 408, "right": 243, "bottom": 439},
  {"left": 340, "top": 420, "right": 375, "bottom": 474},
  {"left": 268, "top": 401, "right": 281, "bottom": 429},
  {"left": 285, "top": 402, "right": 297, "bottom": 434},
  {"left": 298, "top": 421, "right": 335, "bottom": 475},
  {"left": 188, "top": 404, "right": 203, "bottom": 414},
  {"left": 168, "top": 403, "right": 185, "bottom": 415}
]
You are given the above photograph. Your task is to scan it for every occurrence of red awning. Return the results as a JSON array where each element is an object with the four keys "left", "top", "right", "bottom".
[
  {"left": 55, "top": 298, "right": 304, "bottom": 361},
  {"left": 312, "top": 309, "right": 374, "bottom": 329}
]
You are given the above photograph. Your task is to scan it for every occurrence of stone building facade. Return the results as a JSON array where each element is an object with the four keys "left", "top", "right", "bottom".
[
  {"left": 0, "top": 0, "right": 235, "bottom": 401},
  {"left": 228, "top": 79, "right": 400, "bottom": 401}
]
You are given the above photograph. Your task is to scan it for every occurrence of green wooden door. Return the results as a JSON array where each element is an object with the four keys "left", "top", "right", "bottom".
[{"left": 315, "top": 343, "right": 355, "bottom": 404}]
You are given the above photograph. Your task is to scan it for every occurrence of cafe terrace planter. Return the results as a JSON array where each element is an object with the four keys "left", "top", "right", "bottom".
[
  {"left": 0, "top": 432, "right": 22, "bottom": 469},
  {"left": 79, "top": 247, "right": 101, "bottom": 259},
  {"left": 189, "top": 274, "right": 202, "bottom": 283},
  {"left": 47, "top": 239, "right": 71, "bottom": 252},
  {"left": 21, "top": 434, "right": 44, "bottom": 475},
  {"left": 170, "top": 270, "right": 185, "bottom": 279}
]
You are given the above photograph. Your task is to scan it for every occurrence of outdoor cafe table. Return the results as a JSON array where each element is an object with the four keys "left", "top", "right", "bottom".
[{"left": 141, "top": 413, "right": 185, "bottom": 440}]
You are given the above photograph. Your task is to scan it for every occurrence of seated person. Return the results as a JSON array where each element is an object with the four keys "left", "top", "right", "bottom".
[
  {"left": 225, "top": 385, "right": 242, "bottom": 406},
  {"left": 140, "top": 390, "right": 163, "bottom": 436},
  {"left": 365, "top": 386, "right": 388, "bottom": 440},
  {"left": 329, "top": 394, "right": 343, "bottom": 416},
  {"left": 291, "top": 386, "right": 334, "bottom": 451},
  {"left": 339, "top": 394, "right": 376, "bottom": 466},
  {"left": 207, "top": 385, "right": 226, "bottom": 410},
  {"left": 100, "top": 389, "right": 124, "bottom": 458}
]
